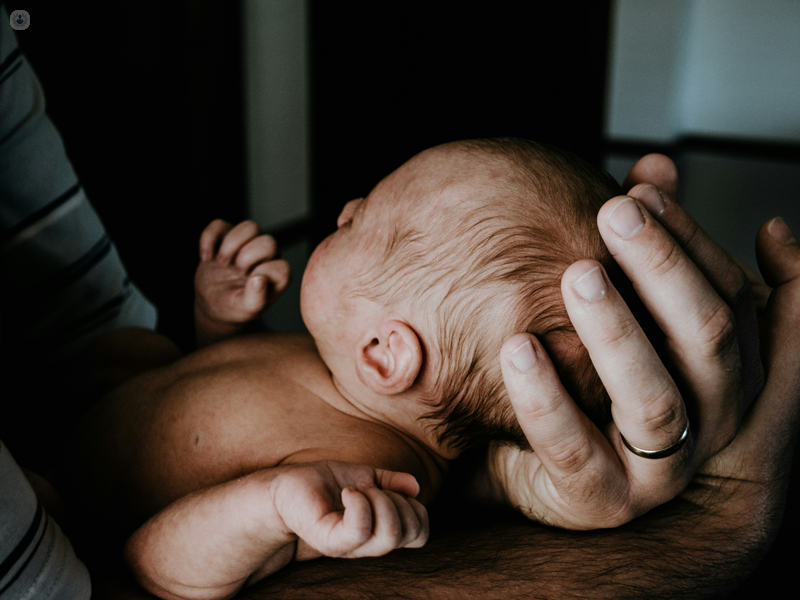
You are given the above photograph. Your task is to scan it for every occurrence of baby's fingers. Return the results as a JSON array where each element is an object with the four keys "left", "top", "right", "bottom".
[
  {"left": 353, "top": 486, "right": 404, "bottom": 556},
  {"left": 217, "top": 220, "right": 260, "bottom": 265},
  {"left": 236, "top": 235, "right": 279, "bottom": 273},
  {"left": 251, "top": 260, "right": 291, "bottom": 305},
  {"left": 199, "top": 219, "right": 233, "bottom": 261},
  {"left": 337, "top": 486, "right": 427, "bottom": 557},
  {"left": 384, "top": 491, "right": 429, "bottom": 549},
  {"left": 339, "top": 487, "right": 373, "bottom": 547},
  {"left": 241, "top": 275, "right": 268, "bottom": 315}
]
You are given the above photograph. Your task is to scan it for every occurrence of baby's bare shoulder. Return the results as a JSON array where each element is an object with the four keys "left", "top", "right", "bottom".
[{"left": 280, "top": 424, "right": 440, "bottom": 503}]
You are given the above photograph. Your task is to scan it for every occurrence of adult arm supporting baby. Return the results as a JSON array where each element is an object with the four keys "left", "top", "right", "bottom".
[{"left": 124, "top": 461, "right": 428, "bottom": 600}]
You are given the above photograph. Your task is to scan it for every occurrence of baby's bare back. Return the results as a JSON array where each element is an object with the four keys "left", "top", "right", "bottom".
[{"left": 64, "top": 331, "right": 421, "bottom": 521}]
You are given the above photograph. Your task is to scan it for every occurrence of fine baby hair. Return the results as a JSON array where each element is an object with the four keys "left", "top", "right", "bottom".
[{"left": 354, "top": 138, "right": 659, "bottom": 450}]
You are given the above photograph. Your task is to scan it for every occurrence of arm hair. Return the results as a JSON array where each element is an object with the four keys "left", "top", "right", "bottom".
[{"left": 236, "top": 479, "right": 775, "bottom": 600}]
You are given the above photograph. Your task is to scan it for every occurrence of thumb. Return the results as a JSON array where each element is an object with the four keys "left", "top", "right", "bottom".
[
  {"left": 242, "top": 275, "right": 267, "bottom": 313},
  {"left": 374, "top": 470, "right": 420, "bottom": 499},
  {"left": 754, "top": 217, "right": 800, "bottom": 401},
  {"left": 756, "top": 217, "right": 800, "bottom": 289},
  {"left": 729, "top": 217, "right": 800, "bottom": 474}
]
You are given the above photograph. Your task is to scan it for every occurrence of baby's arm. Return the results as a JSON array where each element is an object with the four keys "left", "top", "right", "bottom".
[
  {"left": 194, "top": 220, "right": 291, "bottom": 348},
  {"left": 124, "top": 461, "right": 428, "bottom": 600}
]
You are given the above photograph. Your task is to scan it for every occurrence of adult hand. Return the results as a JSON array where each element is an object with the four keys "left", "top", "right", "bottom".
[{"left": 486, "top": 155, "right": 793, "bottom": 529}]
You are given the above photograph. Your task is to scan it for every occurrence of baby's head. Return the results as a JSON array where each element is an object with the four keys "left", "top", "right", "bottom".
[{"left": 301, "top": 138, "right": 653, "bottom": 453}]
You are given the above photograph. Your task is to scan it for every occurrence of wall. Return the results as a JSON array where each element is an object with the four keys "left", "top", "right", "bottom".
[
  {"left": 606, "top": 0, "right": 800, "bottom": 143},
  {"left": 605, "top": 0, "right": 800, "bottom": 272}
]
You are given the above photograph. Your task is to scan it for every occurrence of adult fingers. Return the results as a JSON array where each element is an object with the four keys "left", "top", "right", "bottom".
[
  {"left": 622, "top": 153, "right": 679, "bottom": 203},
  {"left": 748, "top": 219, "right": 800, "bottom": 446},
  {"left": 199, "top": 219, "right": 232, "bottom": 261},
  {"left": 235, "top": 235, "right": 278, "bottom": 273},
  {"left": 758, "top": 218, "right": 799, "bottom": 288},
  {"left": 754, "top": 218, "right": 800, "bottom": 439},
  {"left": 627, "top": 176, "right": 763, "bottom": 417},
  {"left": 561, "top": 261, "right": 694, "bottom": 504},
  {"left": 500, "top": 333, "right": 631, "bottom": 526},
  {"left": 217, "top": 221, "right": 259, "bottom": 265},
  {"left": 707, "top": 218, "right": 800, "bottom": 481},
  {"left": 596, "top": 196, "right": 742, "bottom": 459}
]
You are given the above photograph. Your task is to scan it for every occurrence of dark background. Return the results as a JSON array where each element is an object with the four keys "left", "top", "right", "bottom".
[
  {"left": 15, "top": 1, "right": 247, "bottom": 349},
  {"left": 14, "top": 1, "right": 610, "bottom": 350}
]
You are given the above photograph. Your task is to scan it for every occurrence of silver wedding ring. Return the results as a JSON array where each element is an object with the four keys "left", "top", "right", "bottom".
[{"left": 620, "top": 421, "right": 691, "bottom": 459}]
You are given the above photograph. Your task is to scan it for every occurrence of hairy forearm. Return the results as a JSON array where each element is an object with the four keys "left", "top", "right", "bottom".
[{"left": 238, "top": 484, "right": 776, "bottom": 600}]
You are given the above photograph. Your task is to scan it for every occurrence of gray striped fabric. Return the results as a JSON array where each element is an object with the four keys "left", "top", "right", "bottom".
[
  {"left": 0, "top": 6, "right": 156, "bottom": 364},
  {"left": 0, "top": 442, "right": 91, "bottom": 600},
  {"left": 1, "top": 4, "right": 159, "bottom": 597}
]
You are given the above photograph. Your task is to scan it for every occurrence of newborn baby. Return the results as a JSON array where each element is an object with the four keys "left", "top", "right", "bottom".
[{"left": 64, "top": 138, "right": 647, "bottom": 599}]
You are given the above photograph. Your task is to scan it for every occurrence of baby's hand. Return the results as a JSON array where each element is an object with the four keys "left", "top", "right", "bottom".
[
  {"left": 194, "top": 219, "right": 290, "bottom": 345},
  {"left": 274, "top": 461, "right": 429, "bottom": 560}
]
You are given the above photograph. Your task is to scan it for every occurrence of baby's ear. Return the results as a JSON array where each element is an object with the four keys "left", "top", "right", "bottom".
[{"left": 355, "top": 320, "right": 423, "bottom": 395}]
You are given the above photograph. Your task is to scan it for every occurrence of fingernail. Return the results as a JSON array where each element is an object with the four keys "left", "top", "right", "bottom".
[
  {"left": 768, "top": 217, "right": 797, "bottom": 245},
  {"left": 607, "top": 197, "right": 646, "bottom": 238},
  {"left": 508, "top": 340, "right": 536, "bottom": 373},
  {"left": 572, "top": 266, "right": 607, "bottom": 302},
  {"left": 635, "top": 184, "right": 666, "bottom": 217}
]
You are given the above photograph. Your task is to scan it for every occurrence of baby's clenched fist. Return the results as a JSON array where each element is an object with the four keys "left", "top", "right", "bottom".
[
  {"left": 195, "top": 219, "right": 291, "bottom": 346},
  {"left": 273, "top": 461, "right": 429, "bottom": 561}
]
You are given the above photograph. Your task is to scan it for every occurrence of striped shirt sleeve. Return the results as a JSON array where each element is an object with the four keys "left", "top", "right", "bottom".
[
  {"left": 0, "top": 441, "right": 91, "bottom": 600},
  {"left": 0, "top": 5, "right": 157, "bottom": 367},
  {"left": 1, "top": 5, "right": 158, "bottom": 598}
]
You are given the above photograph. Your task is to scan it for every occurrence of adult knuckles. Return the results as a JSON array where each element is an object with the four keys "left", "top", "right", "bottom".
[
  {"left": 541, "top": 430, "right": 596, "bottom": 475},
  {"left": 666, "top": 210, "right": 702, "bottom": 257},
  {"left": 695, "top": 301, "right": 739, "bottom": 364},
  {"left": 512, "top": 386, "right": 570, "bottom": 421},
  {"left": 638, "top": 233, "right": 686, "bottom": 281},
  {"left": 633, "top": 385, "right": 685, "bottom": 436},
  {"left": 593, "top": 311, "right": 642, "bottom": 350}
]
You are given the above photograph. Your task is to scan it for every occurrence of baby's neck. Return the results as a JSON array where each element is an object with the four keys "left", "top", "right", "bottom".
[{"left": 321, "top": 368, "right": 459, "bottom": 466}]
